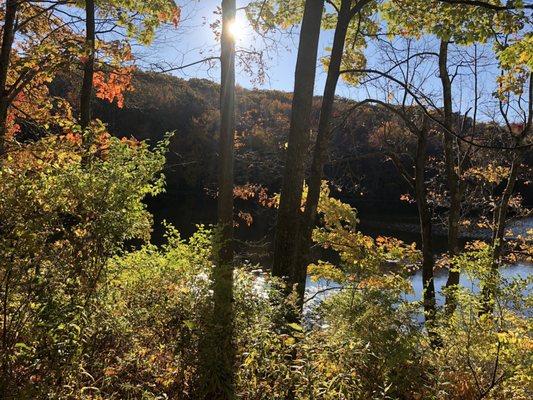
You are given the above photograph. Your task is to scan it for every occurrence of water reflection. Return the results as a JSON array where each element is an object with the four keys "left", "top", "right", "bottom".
[{"left": 305, "top": 263, "right": 533, "bottom": 307}]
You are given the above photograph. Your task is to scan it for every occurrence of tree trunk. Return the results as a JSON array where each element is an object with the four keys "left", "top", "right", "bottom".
[
  {"left": 0, "top": 2, "right": 17, "bottom": 393},
  {"left": 479, "top": 150, "right": 523, "bottom": 315},
  {"left": 0, "top": 0, "right": 18, "bottom": 157},
  {"left": 492, "top": 76, "right": 531, "bottom": 265},
  {"left": 387, "top": 125, "right": 438, "bottom": 338},
  {"left": 208, "top": 0, "right": 236, "bottom": 398},
  {"left": 439, "top": 40, "right": 463, "bottom": 314},
  {"left": 80, "top": 0, "right": 95, "bottom": 129},
  {"left": 481, "top": 75, "right": 531, "bottom": 315},
  {"left": 492, "top": 153, "right": 521, "bottom": 263},
  {"left": 272, "top": 0, "right": 324, "bottom": 288},
  {"left": 295, "top": 0, "right": 352, "bottom": 304},
  {"left": 414, "top": 130, "right": 437, "bottom": 329}
]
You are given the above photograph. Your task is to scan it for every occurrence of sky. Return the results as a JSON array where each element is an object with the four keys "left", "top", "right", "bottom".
[
  {"left": 140, "top": 0, "right": 362, "bottom": 98},
  {"left": 134, "top": 0, "right": 524, "bottom": 124}
]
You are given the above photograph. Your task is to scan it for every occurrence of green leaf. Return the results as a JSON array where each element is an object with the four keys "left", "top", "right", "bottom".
[
  {"left": 15, "top": 343, "right": 32, "bottom": 351},
  {"left": 287, "top": 322, "right": 303, "bottom": 332},
  {"left": 183, "top": 320, "right": 196, "bottom": 330}
]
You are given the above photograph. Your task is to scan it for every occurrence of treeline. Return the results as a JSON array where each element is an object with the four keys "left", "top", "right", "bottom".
[
  {"left": 52, "top": 70, "right": 531, "bottom": 228},
  {"left": 51, "top": 70, "right": 459, "bottom": 208}
]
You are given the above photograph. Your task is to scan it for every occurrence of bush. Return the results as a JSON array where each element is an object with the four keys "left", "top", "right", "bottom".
[
  {"left": 0, "top": 126, "right": 166, "bottom": 398},
  {"left": 430, "top": 243, "right": 532, "bottom": 400},
  {"left": 2, "top": 150, "right": 530, "bottom": 399},
  {"left": 63, "top": 225, "right": 292, "bottom": 399}
]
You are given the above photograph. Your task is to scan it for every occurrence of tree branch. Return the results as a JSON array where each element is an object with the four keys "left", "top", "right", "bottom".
[
  {"left": 340, "top": 68, "right": 532, "bottom": 150},
  {"left": 151, "top": 56, "right": 220, "bottom": 73},
  {"left": 437, "top": 0, "right": 532, "bottom": 11}
]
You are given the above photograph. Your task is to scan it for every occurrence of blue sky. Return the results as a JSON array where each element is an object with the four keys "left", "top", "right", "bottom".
[
  {"left": 142, "top": 0, "right": 362, "bottom": 98},
  {"left": 137, "top": 0, "right": 520, "bottom": 124}
]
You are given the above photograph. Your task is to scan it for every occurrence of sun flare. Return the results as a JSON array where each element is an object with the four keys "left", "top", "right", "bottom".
[{"left": 227, "top": 17, "right": 243, "bottom": 40}]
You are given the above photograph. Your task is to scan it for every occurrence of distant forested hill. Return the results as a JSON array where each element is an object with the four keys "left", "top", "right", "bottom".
[{"left": 49, "top": 71, "right": 531, "bottom": 212}]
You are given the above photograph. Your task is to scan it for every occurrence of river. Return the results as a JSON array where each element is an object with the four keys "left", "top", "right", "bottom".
[
  {"left": 147, "top": 190, "right": 532, "bottom": 305},
  {"left": 305, "top": 262, "right": 532, "bottom": 307}
]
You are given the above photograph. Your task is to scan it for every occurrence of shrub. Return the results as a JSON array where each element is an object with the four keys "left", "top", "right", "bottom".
[
  {"left": 0, "top": 126, "right": 166, "bottom": 398},
  {"left": 2, "top": 162, "right": 530, "bottom": 399}
]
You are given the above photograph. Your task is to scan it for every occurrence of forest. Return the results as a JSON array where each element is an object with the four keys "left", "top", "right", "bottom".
[{"left": 0, "top": 0, "right": 532, "bottom": 399}]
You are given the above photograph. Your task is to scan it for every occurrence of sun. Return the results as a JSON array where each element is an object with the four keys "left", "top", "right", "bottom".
[{"left": 227, "top": 17, "right": 244, "bottom": 41}]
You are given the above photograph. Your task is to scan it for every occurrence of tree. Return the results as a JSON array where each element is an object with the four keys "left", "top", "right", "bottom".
[
  {"left": 270, "top": 0, "right": 324, "bottom": 292},
  {"left": 298, "top": 0, "right": 376, "bottom": 303},
  {"left": 0, "top": 0, "right": 179, "bottom": 157},
  {"left": 79, "top": 0, "right": 95, "bottom": 128},
  {"left": 0, "top": 0, "right": 17, "bottom": 156},
  {"left": 492, "top": 79, "right": 531, "bottom": 265},
  {"left": 382, "top": 0, "right": 530, "bottom": 313},
  {"left": 339, "top": 23, "right": 521, "bottom": 329},
  {"left": 351, "top": 36, "right": 442, "bottom": 329},
  {"left": 77, "top": 0, "right": 179, "bottom": 129},
  {"left": 480, "top": 73, "right": 532, "bottom": 313},
  {"left": 0, "top": 0, "right": 80, "bottom": 157},
  {"left": 248, "top": 0, "right": 376, "bottom": 306},
  {"left": 204, "top": 1, "right": 237, "bottom": 398},
  {"left": 438, "top": 39, "right": 466, "bottom": 313},
  {"left": 370, "top": 110, "right": 439, "bottom": 329}
]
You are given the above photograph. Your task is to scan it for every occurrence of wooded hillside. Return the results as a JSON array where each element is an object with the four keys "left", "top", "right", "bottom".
[{"left": 50, "top": 71, "right": 532, "bottom": 211}]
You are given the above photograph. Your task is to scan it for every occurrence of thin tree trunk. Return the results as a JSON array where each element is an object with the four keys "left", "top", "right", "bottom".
[
  {"left": 217, "top": 1, "right": 236, "bottom": 262},
  {"left": 492, "top": 75, "right": 532, "bottom": 265},
  {"left": 0, "top": 0, "right": 18, "bottom": 157},
  {"left": 479, "top": 151, "right": 522, "bottom": 315},
  {"left": 272, "top": 0, "right": 324, "bottom": 288},
  {"left": 414, "top": 130, "right": 437, "bottom": 329},
  {"left": 295, "top": 0, "right": 352, "bottom": 304},
  {"left": 439, "top": 40, "right": 463, "bottom": 314},
  {"left": 387, "top": 124, "right": 438, "bottom": 338},
  {"left": 0, "top": 2, "right": 17, "bottom": 393},
  {"left": 208, "top": 0, "right": 236, "bottom": 398},
  {"left": 492, "top": 154, "right": 521, "bottom": 262},
  {"left": 79, "top": 0, "right": 95, "bottom": 129},
  {"left": 481, "top": 75, "right": 531, "bottom": 314}
]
